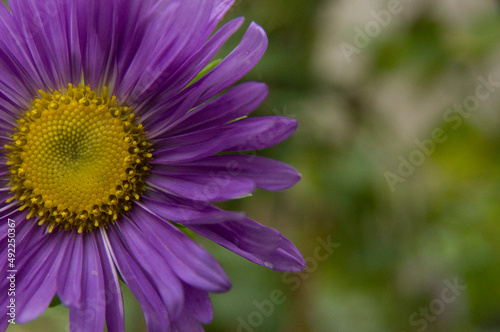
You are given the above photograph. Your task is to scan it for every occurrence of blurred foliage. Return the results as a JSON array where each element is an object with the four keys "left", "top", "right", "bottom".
[{"left": 6, "top": 0, "right": 500, "bottom": 332}]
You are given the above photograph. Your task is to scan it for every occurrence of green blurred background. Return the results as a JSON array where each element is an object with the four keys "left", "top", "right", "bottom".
[{"left": 5, "top": 0, "right": 500, "bottom": 331}]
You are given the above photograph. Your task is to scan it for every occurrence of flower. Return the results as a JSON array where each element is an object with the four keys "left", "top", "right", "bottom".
[{"left": 0, "top": 0, "right": 305, "bottom": 331}]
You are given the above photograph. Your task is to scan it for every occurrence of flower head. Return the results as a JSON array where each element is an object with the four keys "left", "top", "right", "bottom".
[{"left": 0, "top": 0, "right": 305, "bottom": 330}]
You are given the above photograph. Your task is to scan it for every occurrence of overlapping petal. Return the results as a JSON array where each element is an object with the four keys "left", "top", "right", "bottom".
[
  {"left": 137, "top": 194, "right": 246, "bottom": 225},
  {"left": 97, "top": 229, "right": 125, "bottom": 332},
  {"left": 157, "top": 81, "right": 268, "bottom": 136},
  {"left": 129, "top": 206, "right": 231, "bottom": 293},
  {"left": 68, "top": 234, "right": 106, "bottom": 332},
  {"left": 4, "top": 222, "right": 61, "bottom": 324},
  {"left": 151, "top": 155, "right": 301, "bottom": 191},
  {"left": 189, "top": 217, "right": 306, "bottom": 273},
  {"left": 151, "top": 116, "right": 297, "bottom": 163}
]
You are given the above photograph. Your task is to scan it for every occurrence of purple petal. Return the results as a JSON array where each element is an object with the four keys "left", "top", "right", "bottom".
[
  {"left": 207, "top": 0, "right": 236, "bottom": 34},
  {"left": 146, "top": 173, "right": 255, "bottom": 202},
  {"left": 188, "top": 22, "right": 268, "bottom": 106},
  {"left": 130, "top": 206, "right": 231, "bottom": 293},
  {"left": 111, "top": 217, "right": 185, "bottom": 319},
  {"left": 0, "top": 316, "right": 8, "bottom": 331},
  {"left": 0, "top": 201, "right": 21, "bottom": 219},
  {"left": 97, "top": 229, "right": 125, "bottom": 332},
  {"left": 69, "top": 233, "right": 105, "bottom": 332},
  {"left": 118, "top": 0, "right": 214, "bottom": 103},
  {"left": 151, "top": 126, "right": 229, "bottom": 163},
  {"left": 0, "top": 210, "right": 29, "bottom": 252},
  {"left": 139, "top": 17, "right": 245, "bottom": 128},
  {"left": 0, "top": 37, "right": 40, "bottom": 105},
  {"left": 221, "top": 116, "right": 298, "bottom": 152},
  {"left": 11, "top": 225, "right": 66, "bottom": 323},
  {"left": 9, "top": 0, "right": 65, "bottom": 89},
  {"left": 136, "top": 195, "right": 245, "bottom": 225},
  {"left": 172, "top": 310, "right": 205, "bottom": 332},
  {"left": 57, "top": 231, "right": 83, "bottom": 307},
  {"left": 102, "top": 228, "right": 173, "bottom": 331},
  {"left": 75, "top": 0, "right": 118, "bottom": 89},
  {"left": 183, "top": 285, "right": 213, "bottom": 324},
  {"left": 151, "top": 155, "right": 301, "bottom": 191},
  {"left": 193, "top": 217, "right": 282, "bottom": 255},
  {"left": 148, "top": 22, "right": 268, "bottom": 138},
  {"left": 152, "top": 116, "right": 297, "bottom": 164},
  {"left": 0, "top": 2, "right": 49, "bottom": 94},
  {"left": 0, "top": 210, "right": 30, "bottom": 251},
  {"left": 107, "top": 217, "right": 184, "bottom": 326},
  {"left": 189, "top": 217, "right": 306, "bottom": 272},
  {"left": 31, "top": 0, "right": 83, "bottom": 84},
  {"left": 154, "top": 81, "right": 268, "bottom": 137},
  {"left": 114, "top": 0, "right": 181, "bottom": 102},
  {"left": 75, "top": 0, "right": 158, "bottom": 90}
]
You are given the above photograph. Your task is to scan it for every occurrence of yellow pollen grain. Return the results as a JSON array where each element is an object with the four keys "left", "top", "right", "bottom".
[{"left": 6, "top": 84, "right": 153, "bottom": 233}]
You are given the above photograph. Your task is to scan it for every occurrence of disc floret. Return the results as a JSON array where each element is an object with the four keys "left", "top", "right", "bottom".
[{"left": 5, "top": 84, "right": 152, "bottom": 233}]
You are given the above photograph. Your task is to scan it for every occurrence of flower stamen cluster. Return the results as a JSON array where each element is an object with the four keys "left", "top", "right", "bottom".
[{"left": 5, "top": 84, "right": 152, "bottom": 233}]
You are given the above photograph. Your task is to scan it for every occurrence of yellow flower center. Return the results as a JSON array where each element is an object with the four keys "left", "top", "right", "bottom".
[{"left": 5, "top": 84, "right": 152, "bottom": 233}]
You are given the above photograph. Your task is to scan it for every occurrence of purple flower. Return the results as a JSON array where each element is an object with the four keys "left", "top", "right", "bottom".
[{"left": 0, "top": 0, "right": 305, "bottom": 331}]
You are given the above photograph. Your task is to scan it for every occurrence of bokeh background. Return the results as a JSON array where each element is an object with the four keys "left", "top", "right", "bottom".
[{"left": 5, "top": 0, "right": 500, "bottom": 331}]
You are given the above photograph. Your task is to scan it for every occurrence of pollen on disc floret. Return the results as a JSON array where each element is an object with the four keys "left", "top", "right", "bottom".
[{"left": 5, "top": 84, "right": 153, "bottom": 233}]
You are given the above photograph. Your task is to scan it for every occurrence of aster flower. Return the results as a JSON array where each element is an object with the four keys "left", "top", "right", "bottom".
[{"left": 0, "top": 0, "right": 305, "bottom": 330}]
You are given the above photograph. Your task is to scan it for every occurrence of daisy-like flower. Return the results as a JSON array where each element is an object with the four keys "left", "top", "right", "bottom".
[{"left": 0, "top": 0, "right": 305, "bottom": 331}]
